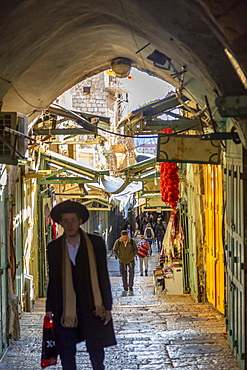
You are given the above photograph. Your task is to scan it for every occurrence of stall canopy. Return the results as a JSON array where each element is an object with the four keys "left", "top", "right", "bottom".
[
  {"left": 34, "top": 103, "right": 111, "bottom": 136},
  {"left": 117, "top": 93, "right": 200, "bottom": 135},
  {"left": 119, "top": 156, "right": 157, "bottom": 180},
  {"left": 108, "top": 181, "right": 143, "bottom": 217},
  {"left": 26, "top": 150, "right": 162, "bottom": 213},
  {"left": 25, "top": 148, "right": 109, "bottom": 184}
]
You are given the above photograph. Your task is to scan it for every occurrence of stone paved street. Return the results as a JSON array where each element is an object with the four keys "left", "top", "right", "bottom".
[{"left": 0, "top": 244, "right": 240, "bottom": 369}]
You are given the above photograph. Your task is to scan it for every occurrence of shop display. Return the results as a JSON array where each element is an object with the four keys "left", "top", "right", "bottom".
[{"left": 153, "top": 211, "right": 184, "bottom": 295}]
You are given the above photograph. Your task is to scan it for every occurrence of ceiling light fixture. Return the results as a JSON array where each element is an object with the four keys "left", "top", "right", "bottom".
[{"left": 111, "top": 57, "right": 132, "bottom": 78}]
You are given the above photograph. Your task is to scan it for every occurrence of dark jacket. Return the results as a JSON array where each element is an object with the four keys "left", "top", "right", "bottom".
[
  {"left": 155, "top": 222, "right": 166, "bottom": 238},
  {"left": 46, "top": 229, "right": 116, "bottom": 352}
]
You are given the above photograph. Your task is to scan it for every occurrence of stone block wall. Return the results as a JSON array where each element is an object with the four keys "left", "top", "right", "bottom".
[{"left": 70, "top": 72, "right": 107, "bottom": 115}]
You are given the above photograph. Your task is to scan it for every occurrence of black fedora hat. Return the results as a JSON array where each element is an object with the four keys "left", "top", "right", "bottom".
[{"left": 50, "top": 200, "right": 89, "bottom": 224}]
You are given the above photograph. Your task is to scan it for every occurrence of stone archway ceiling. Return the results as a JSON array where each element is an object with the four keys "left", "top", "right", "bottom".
[{"left": 0, "top": 0, "right": 246, "bottom": 131}]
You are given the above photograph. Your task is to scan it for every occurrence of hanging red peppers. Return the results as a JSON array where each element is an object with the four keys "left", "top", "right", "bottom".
[{"left": 160, "top": 128, "right": 179, "bottom": 209}]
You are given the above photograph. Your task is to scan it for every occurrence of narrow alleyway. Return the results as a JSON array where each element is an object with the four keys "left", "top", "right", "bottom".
[{"left": 0, "top": 242, "right": 240, "bottom": 370}]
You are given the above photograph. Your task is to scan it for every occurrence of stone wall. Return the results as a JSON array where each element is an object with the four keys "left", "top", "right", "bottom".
[{"left": 70, "top": 72, "right": 107, "bottom": 115}]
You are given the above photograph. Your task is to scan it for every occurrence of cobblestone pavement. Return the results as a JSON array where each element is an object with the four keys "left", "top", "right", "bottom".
[{"left": 0, "top": 242, "right": 240, "bottom": 369}]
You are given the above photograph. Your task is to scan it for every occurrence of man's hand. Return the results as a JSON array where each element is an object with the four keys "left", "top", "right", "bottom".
[{"left": 103, "top": 310, "right": 112, "bottom": 325}]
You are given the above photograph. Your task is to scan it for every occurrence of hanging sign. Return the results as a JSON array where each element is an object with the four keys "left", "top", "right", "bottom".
[{"left": 157, "top": 134, "right": 220, "bottom": 164}]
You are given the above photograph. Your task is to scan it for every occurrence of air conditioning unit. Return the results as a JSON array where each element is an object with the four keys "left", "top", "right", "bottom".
[{"left": 0, "top": 112, "right": 28, "bottom": 165}]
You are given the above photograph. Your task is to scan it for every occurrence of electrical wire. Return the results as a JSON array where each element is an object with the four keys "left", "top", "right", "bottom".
[
  {"left": 51, "top": 103, "right": 156, "bottom": 138},
  {"left": 119, "top": 0, "right": 148, "bottom": 73},
  {"left": 52, "top": 103, "right": 200, "bottom": 139},
  {"left": 0, "top": 76, "right": 201, "bottom": 139},
  {"left": 0, "top": 73, "right": 201, "bottom": 140},
  {"left": 0, "top": 75, "right": 49, "bottom": 110}
]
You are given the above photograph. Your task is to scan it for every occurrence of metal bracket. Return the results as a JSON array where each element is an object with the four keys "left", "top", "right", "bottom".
[
  {"left": 200, "top": 130, "right": 240, "bottom": 143},
  {"left": 159, "top": 130, "right": 240, "bottom": 143},
  {"left": 216, "top": 95, "right": 247, "bottom": 117}
]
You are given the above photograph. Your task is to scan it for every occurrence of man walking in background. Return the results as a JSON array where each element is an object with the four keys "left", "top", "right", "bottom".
[
  {"left": 113, "top": 230, "right": 138, "bottom": 296},
  {"left": 155, "top": 218, "right": 166, "bottom": 252}
]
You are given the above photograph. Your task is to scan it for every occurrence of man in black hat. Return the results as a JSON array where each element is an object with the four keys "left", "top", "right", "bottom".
[{"left": 46, "top": 200, "right": 116, "bottom": 370}]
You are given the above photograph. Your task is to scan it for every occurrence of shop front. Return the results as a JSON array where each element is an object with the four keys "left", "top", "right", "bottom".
[{"left": 154, "top": 211, "right": 185, "bottom": 295}]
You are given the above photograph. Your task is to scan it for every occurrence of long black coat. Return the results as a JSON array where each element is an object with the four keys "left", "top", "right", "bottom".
[{"left": 46, "top": 229, "right": 116, "bottom": 352}]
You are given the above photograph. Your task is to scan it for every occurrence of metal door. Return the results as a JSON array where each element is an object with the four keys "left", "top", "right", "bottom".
[
  {"left": 187, "top": 179, "right": 199, "bottom": 301},
  {"left": 225, "top": 149, "right": 245, "bottom": 369},
  {"left": 179, "top": 201, "right": 190, "bottom": 293},
  {"left": 204, "top": 164, "right": 225, "bottom": 313},
  {"left": 214, "top": 166, "right": 225, "bottom": 313}
]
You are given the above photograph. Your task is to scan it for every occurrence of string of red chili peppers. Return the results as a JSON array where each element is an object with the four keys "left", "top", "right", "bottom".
[{"left": 160, "top": 128, "right": 179, "bottom": 209}]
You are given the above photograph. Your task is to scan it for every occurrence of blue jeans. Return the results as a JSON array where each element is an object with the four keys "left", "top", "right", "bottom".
[{"left": 55, "top": 321, "right": 105, "bottom": 369}]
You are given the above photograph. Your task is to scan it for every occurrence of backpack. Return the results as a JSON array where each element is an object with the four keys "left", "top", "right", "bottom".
[
  {"left": 116, "top": 238, "right": 135, "bottom": 252},
  {"left": 146, "top": 228, "right": 152, "bottom": 239}
]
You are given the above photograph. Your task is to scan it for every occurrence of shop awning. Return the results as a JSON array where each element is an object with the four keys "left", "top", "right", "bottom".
[
  {"left": 80, "top": 198, "right": 112, "bottom": 211},
  {"left": 45, "top": 104, "right": 110, "bottom": 133},
  {"left": 100, "top": 157, "right": 158, "bottom": 195},
  {"left": 25, "top": 148, "right": 109, "bottom": 184},
  {"left": 119, "top": 156, "right": 158, "bottom": 179},
  {"left": 117, "top": 94, "right": 192, "bottom": 135},
  {"left": 84, "top": 182, "right": 112, "bottom": 211},
  {"left": 48, "top": 104, "right": 110, "bottom": 126},
  {"left": 51, "top": 179, "right": 113, "bottom": 211},
  {"left": 109, "top": 181, "right": 143, "bottom": 215},
  {"left": 33, "top": 104, "right": 110, "bottom": 143}
]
